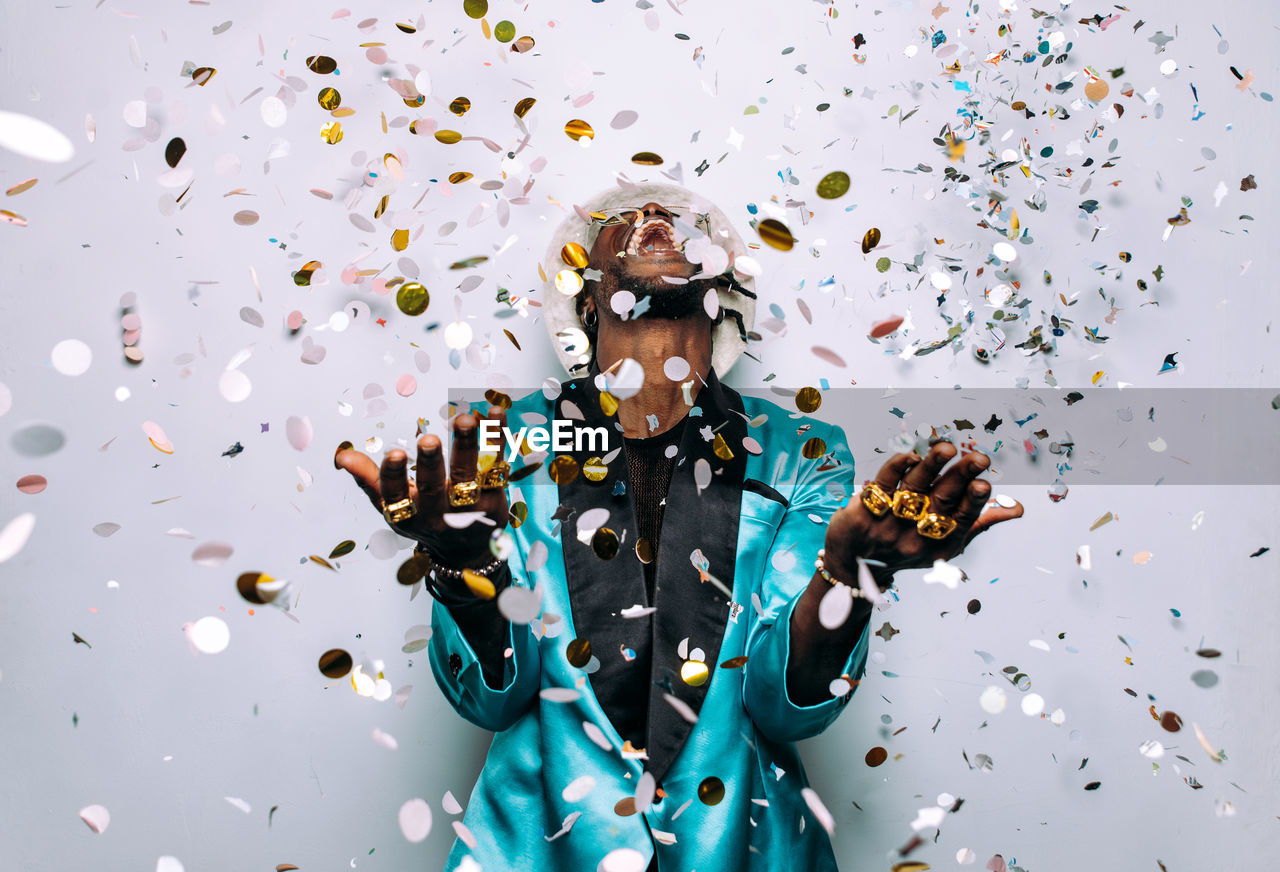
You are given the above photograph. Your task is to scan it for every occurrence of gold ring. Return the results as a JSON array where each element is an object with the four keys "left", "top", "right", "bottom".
[
  {"left": 478, "top": 461, "right": 510, "bottom": 490},
  {"left": 860, "top": 482, "right": 893, "bottom": 516},
  {"left": 891, "top": 489, "right": 930, "bottom": 520},
  {"left": 917, "top": 512, "right": 958, "bottom": 539},
  {"left": 383, "top": 497, "right": 416, "bottom": 524},
  {"left": 448, "top": 480, "right": 480, "bottom": 507}
]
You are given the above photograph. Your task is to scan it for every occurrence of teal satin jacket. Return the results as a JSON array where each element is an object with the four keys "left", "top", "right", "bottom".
[{"left": 429, "top": 365, "right": 871, "bottom": 870}]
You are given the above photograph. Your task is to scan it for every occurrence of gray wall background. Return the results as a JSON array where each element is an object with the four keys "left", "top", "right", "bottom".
[{"left": 1, "top": 1, "right": 1277, "bottom": 870}]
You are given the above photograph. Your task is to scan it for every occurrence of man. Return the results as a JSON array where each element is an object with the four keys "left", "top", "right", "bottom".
[{"left": 337, "top": 183, "right": 1023, "bottom": 871}]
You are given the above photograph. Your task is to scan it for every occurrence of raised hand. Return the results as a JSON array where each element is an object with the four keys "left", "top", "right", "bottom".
[
  {"left": 822, "top": 441, "right": 1023, "bottom": 582},
  {"left": 336, "top": 405, "right": 512, "bottom": 569}
]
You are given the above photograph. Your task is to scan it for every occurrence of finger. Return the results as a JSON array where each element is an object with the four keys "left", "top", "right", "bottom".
[
  {"left": 872, "top": 452, "right": 925, "bottom": 494},
  {"left": 924, "top": 450, "right": 991, "bottom": 516},
  {"left": 449, "top": 412, "right": 481, "bottom": 486},
  {"left": 379, "top": 448, "right": 412, "bottom": 509},
  {"left": 958, "top": 499, "right": 1025, "bottom": 550},
  {"left": 415, "top": 433, "right": 446, "bottom": 502},
  {"left": 898, "top": 440, "right": 957, "bottom": 494},
  {"left": 336, "top": 448, "right": 384, "bottom": 510},
  {"left": 947, "top": 475, "right": 992, "bottom": 535}
]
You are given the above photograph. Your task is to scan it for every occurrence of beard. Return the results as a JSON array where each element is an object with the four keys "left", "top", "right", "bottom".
[{"left": 595, "top": 271, "right": 717, "bottom": 322}]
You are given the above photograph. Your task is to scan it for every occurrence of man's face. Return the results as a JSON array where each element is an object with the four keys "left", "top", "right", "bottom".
[{"left": 585, "top": 202, "right": 714, "bottom": 320}]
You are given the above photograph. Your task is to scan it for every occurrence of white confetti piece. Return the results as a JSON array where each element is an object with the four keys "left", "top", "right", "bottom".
[
  {"left": 260, "top": 96, "right": 287, "bottom": 127},
  {"left": 818, "top": 583, "right": 853, "bottom": 629},
  {"left": 192, "top": 542, "right": 233, "bottom": 567},
  {"left": 910, "top": 805, "right": 946, "bottom": 831},
  {"left": 979, "top": 685, "right": 1007, "bottom": 714},
  {"left": 923, "top": 558, "right": 962, "bottom": 589},
  {"left": 497, "top": 585, "right": 542, "bottom": 624},
  {"left": 956, "top": 847, "right": 976, "bottom": 864},
  {"left": 545, "top": 810, "right": 581, "bottom": 842},
  {"left": 156, "top": 857, "right": 184, "bottom": 872},
  {"left": 442, "top": 791, "right": 463, "bottom": 815},
  {"left": 597, "top": 848, "right": 647, "bottom": 872},
  {"left": 51, "top": 339, "right": 92, "bottom": 375},
  {"left": 187, "top": 616, "right": 230, "bottom": 654},
  {"left": 540, "top": 687, "right": 581, "bottom": 703},
  {"left": 1139, "top": 739, "right": 1165, "bottom": 759},
  {"left": 0, "top": 110, "right": 75, "bottom": 162},
  {"left": 1020, "top": 693, "right": 1044, "bottom": 716},
  {"left": 286, "top": 416, "right": 313, "bottom": 451},
  {"left": 800, "top": 787, "right": 834, "bottom": 836},
  {"left": 0, "top": 513, "right": 37, "bottom": 563},
  {"left": 582, "top": 720, "right": 613, "bottom": 750},
  {"left": 663, "top": 356, "right": 690, "bottom": 381},
  {"left": 562, "top": 775, "right": 596, "bottom": 802},
  {"left": 453, "top": 820, "right": 477, "bottom": 848},
  {"left": 79, "top": 804, "right": 110, "bottom": 833},
  {"left": 372, "top": 727, "right": 398, "bottom": 750},
  {"left": 219, "top": 370, "right": 252, "bottom": 402},
  {"left": 398, "top": 798, "right": 432, "bottom": 842},
  {"left": 224, "top": 796, "right": 251, "bottom": 814}
]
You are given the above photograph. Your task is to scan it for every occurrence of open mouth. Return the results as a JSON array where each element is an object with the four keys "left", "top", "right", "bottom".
[{"left": 624, "top": 216, "right": 688, "bottom": 257}]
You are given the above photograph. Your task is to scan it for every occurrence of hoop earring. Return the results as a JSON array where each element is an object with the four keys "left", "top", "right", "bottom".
[{"left": 582, "top": 308, "right": 597, "bottom": 329}]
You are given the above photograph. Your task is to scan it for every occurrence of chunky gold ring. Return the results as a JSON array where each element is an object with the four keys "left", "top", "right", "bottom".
[
  {"left": 891, "top": 489, "right": 930, "bottom": 520},
  {"left": 383, "top": 497, "right": 416, "bottom": 524},
  {"left": 860, "top": 482, "right": 894, "bottom": 517},
  {"left": 478, "top": 460, "right": 510, "bottom": 490},
  {"left": 916, "top": 512, "right": 958, "bottom": 539},
  {"left": 447, "top": 480, "right": 480, "bottom": 507}
]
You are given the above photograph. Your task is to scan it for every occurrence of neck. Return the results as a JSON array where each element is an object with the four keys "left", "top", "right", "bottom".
[{"left": 594, "top": 318, "right": 712, "bottom": 438}]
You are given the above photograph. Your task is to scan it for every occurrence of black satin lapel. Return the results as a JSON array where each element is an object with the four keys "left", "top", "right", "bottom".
[
  {"left": 644, "top": 368, "right": 747, "bottom": 785},
  {"left": 554, "top": 371, "right": 653, "bottom": 749}
]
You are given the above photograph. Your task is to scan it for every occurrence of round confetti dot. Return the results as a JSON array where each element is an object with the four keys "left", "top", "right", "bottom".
[
  {"left": 51, "top": 339, "right": 92, "bottom": 375},
  {"left": 259, "top": 96, "right": 287, "bottom": 127},
  {"left": 1021, "top": 693, "right": 1045, "bottom": 716},
  {"left": 12, "top": 422, "right": 65, "bottom": 457},
  {"left": 443, "top": 321, "right": 473, "bottom": 350},
  {"left": 286, "top": 416, "right": 313, "bottom": 451},
  {"left": 929, "top": 271, "right": 952, "bottom": 291},
  {"left": 306, "top": 55, "right": 337, "bottom": 74},
  {"left": 398, "top": 798, "right": 433, "bottom": 843},
  {"left": 187, "top": 616, "right": 230, "bottom": 654},
  {"left": 566, "top": 637, "right": 593, "bottom": 668},
  {"left": 0, "top": 513, "right": 36, "bottom": 564},
  {"left": 318, "top": 648, "right": 353, "bottom": 678},
  {"left": 563, "top": 119, "right": 594, "bottom": 141},
  {"left": 16, "top": 474, "right": 47, "bottom": 494},
  {"left": 218, "top": 369, "right": 251, "bottom": 403},
  {"left": 286, "top": 310, "right": 305, "bottom": 330},
  {"left": 663, "top": 356, "right": 690, "bottom": 381},
  {"left": 697, "top": 776, "right": 725, "bottom": 805},
  {"left": 192, "top": 541, "right": 233, "bottom": 567},
  {"left": 591, "top": 527, "right": 619, "bottom": 560},
  {"left": 680, "top": 659, "right": 709, "bottom": 686},
  {"left": 1159, "top": 710, "right": 1183, "bottom": 732},
  {"left": 610, "top": 290, "right": 636, "bottom": 315},
  {"left": 494, "top": 20, "right": 516, "bottom": 42},
  {"left": 598, "top": 848, "right": 646, "bottom": 872},
  {"left": 554, "top": 269, "right": 583, "bottom": 296},
  {"left": 794, "top": 386, "right": 822, "bottom": 413},
  {"left": 561, "top": 242, "right": 589, "bottom": 268},
  {"left": 756, "top": 218, "right": 795, "bottom": 251},
  {"left": 1159, "top": 59, "right": 1178, "bottom": 76},
  {"left": 79, "top": 804, "right": 110, "bottom": 834},
  {"left": 395, "top": 374, "right": 418, "bottom": 397},
  {"left": 861, "top": 227, "right": 881, "bottom": 254},
  {"left": 396, "top": 282, "right": 430, "bottom": 316},
  {"left": 979, "top": 685, "right": 1007, "bottom": 713},
  {"left": 870, "top": 316, "right": 904, "bottom": 339},
  {"left": 967, "top": 598, "right": 981, "bottom": 614},
  {"left": 582, "top": 456, "right": 608, "bottom": 482},
  {"left": 992, "top": 241, "right": 1018, "bottom": 263},
  {"left": 548, "top": 455, "right": 579, "bottom": 485},
  {"left": 865, "top": 746, "right": 888, "bottom": 767},
  {"left": 816, "top": 171, "right": 850, "bottom": 199}
]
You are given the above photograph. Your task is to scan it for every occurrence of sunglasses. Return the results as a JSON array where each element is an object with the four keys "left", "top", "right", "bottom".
[{"left": 588, "top": 206, "right": 712, "bottom": 235}]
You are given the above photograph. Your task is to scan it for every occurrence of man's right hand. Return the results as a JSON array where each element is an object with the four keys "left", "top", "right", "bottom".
[{"left": 336, "top": 405, "right": 511, "bottom": 570}]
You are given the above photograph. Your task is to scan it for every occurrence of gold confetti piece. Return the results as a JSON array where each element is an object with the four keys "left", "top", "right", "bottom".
[
  {"left": 795, "top": 386, "right": 822, "bottom": 413},
  {"left": 503, "top": 329, "right": 520, "bottom": 350},
  {"left": 124, "top": 347, "right": 144, "bottom": 363},
  {"left": 631, "top": 151, "right": 663, "bottom": 165},
  {"left": 463, "top": 0, "right": 488, "bottom": 18},
  {"left": 554, "top": 268, "right": 584, "bottom": 296},
  {"left": 462, "top": 569, "right": 496, "bottom": 599},
  {"left": 509, "top": 500, "right": 528, "bottom": 527},
  {"left": 681, "top": 660, "right": 709, "bottom": 686},
  {"left": 512, "top": 35, "right": 535, "bottom": 53},
  {"left": 450, "top": 256, "right": 488, "bottom": 269},
  {"left": 318, "top": 87, "right": 341, "bottom": 109},
  {"left": 1084, "top": 78, "right": 1109, "bottom": 101},
  {"left": 449, "top": 96, "right": 472, "bottom": 116},
  {"left": 598, "top": 391, "right": 618, "bottom": 417},
  {"left": 329, "top": 540, "right": 356, "bottom": 559},
  {"left": 566, "top": 637, "right": 592, "bottom": 668},
  {"left": 802, "top": 436, "right": 827, "bottom": 459},
  {"left": 564, "top": 119, "right": 594, "bottom": 141},
  {"left": 391, "top": 228, "right": 409, "bottom": 251},
  {"left": 374, "top": 195, "right": 389, "bottom": 219},
  {"left": 712, "top": 433, "right": 734, "bottom": 460},
  {"left": 816, "top": 171, "right": 850, "bottom": 199},
  {"left": 331, "top": 107, "right": 356, "bottom": 118},
  {"left": 591, "top": 527, "right": 619, "bottom": 560},
  {"left": 865, "top": 746, "right": 888, "bottom": 767},
  {"left": 396, "top": 553, "right": 432, "bottom": 586},
  {"left": 318, "top": 648, "right": 352, "bottom": 678},
  {"left": 494, "top": 20, "right": 516, "bottom": 42},
  {"left": 514, "top": 97, "right": 536, "bottom": 118},
  {"left": 306, "top": 55, "right": 337, "bottom": 74},
  {"left": 396, "top": 282, "right": 430, "bottom": 316},
  {"left": 697, "top": 776, "right": 725, "bottom": 805},
  {"left": 448, "top": 171, "right": 473, "bottom": 184},
  {"left": 614, "top": 797, "right": 638, "bottom": 817},
  {"left": 1089, "top": 511, "right": 1115, "bottom": 531},
  {"left": 164, "top": 137, "right": 186, "bottom": 168},
  {"left": 191, "top": 66, "right": 216, "bottom": 85},
  {"left": 5, "top": 178, "right": 37, "bottom": 196},
  {"left": 233, "top": 210, "right": 259, "bottom": 226},
  {"left": 483, "top": 389, "right": 513, "bottom": 409},
  {"left": 891, "top": 863, "right": 931, "bottom": 872},
  {"left": 480, "top": 18, "right": 491, "bottom": 38},
  {"left": 309, "top": 555, "right": 337, "bottom": 571},
  {"left": 719, "top": 655, "right": 748, "bottom": 669},
  {"left": 402, "top": 94, "right": 426, "bottom": 109},
  {"left": 320, "top": 121, "right": 343, "bottom": 144},
  {"left": 395, "top": 22, "right": 417, "bottom": 33},
  {"left": 861, "top": 227, "right": 881, "bottom": 254},
  {"left": 757, "top": 218, "right": 795, "bottom": 251},
  {"left": 635, "top": 538, "right": 654, "bottom": 564},
  {"left": 560, "top": 242, "right": 589, "bottom": 268},
  {"left": 1, "top": 209, "right": 28, "bottom": 227},
  {"left": 582, "top": 456, "right": 608, "bottom": 482},
  {"left": 434, "top": 129, "right": 462, "bottom": 144},
  {"left": 548, "top": 455, "right": 579, "bottom": 485}
]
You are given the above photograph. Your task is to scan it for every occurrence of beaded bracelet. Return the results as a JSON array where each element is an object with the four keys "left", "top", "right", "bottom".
[
  {"left": 413, "top": 543, "right": 509, "bottom": 608},
  {"left": 814, "top": 549, "right": 891, "bottom": 599}
]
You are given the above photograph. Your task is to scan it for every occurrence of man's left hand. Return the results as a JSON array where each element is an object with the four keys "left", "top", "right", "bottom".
[{"left": 823, "top": 441, "right": 1024, "bottom": 584}]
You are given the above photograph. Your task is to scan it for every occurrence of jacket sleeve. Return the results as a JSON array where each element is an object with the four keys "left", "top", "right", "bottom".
[
  {"left": 425, "top": 399, "right": 542, "bottom": 732},
  {"left": 741, "top": 420, "right": 872, "bottom": 744}
]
